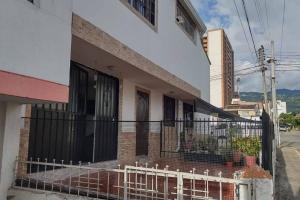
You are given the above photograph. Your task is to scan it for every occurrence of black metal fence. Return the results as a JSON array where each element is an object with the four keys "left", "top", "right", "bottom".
[
  {"left": 28, "top": 107, "right": 119, "bottom": 165},
  {"left": 27, "top": 110, "right": 269, "bottom": 175},
  {"left": 160, "top": 119, "right": 263, "bottom": 167},
  {"left": 261, "top": 110, "right": 275, "bottom": 174}
]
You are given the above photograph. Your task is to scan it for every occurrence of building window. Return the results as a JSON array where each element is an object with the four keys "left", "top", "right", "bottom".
[
  {"left": 164, "top": 96, "right": 175, "bottom": 126},
  {"left": 125, "top": 0, "right": 156, "bottom": 26},
  {"left": 183, "top": 103, "right": 194, "bottom": 128},
  {"left": 176, "top": 0, "right": 196, "bottom": 41}
]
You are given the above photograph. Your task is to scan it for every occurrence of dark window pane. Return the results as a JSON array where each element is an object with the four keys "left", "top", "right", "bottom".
[
  {"left": 183, "top": 103, "right": 194, "bottom": 128},
  {"left": 176, "top": 0, "right": 196, "bottom": 40},
  {"left": 164, "top": 96, "right": 175, "bottom": 126},
  {"left": 127, "top": 0, "right": 156, "bottom": 26}
]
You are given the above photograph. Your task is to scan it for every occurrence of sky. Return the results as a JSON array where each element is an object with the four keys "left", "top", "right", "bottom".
[{"left": 191, "top": 0, "right": 300, "bottom": 92}]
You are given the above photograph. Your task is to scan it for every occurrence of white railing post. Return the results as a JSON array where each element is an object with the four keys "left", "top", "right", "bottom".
[
  {"left": 234, "top": 172, "right": 238, "bottom": 200},
  {"left": 124, "top": 166, "right": 128, "bottom": 200},
  {"left": 176, "top": 170, "right": 183, "bottom": 200},
  {"left": 164, "top": 166, "right": 168, "bottom": 200},
  {"left": 177, "top": 169, "right": 183, "bottom": 200},
  {"left": 218, "top": 172, "right": 223, "bottom": 200}
]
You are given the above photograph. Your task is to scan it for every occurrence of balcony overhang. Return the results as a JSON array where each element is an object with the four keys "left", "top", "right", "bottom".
[
  {"left": 0, "top": 70, "right": 68, "bottom": 103},
  {"left": 71, "top": 14, "right": 201, "bottom": 101}
]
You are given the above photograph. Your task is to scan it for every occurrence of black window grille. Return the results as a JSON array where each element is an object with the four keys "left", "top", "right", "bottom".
[
  {"left": 176, "top": 0, "right": 196, "bottom": 40},
  {"left": 183, "top": 103, "right": 194, "bottom": 128},
  {"left": 127, "top": 0, "right": 156, "bottom": 26},
  {"left": 163, "top": 96, "right": 175, "bottom": 126}
]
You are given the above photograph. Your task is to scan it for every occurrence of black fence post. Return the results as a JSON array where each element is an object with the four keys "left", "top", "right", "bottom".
[{"left": 160, "top": 120, "right": 163, "bottom": 158}]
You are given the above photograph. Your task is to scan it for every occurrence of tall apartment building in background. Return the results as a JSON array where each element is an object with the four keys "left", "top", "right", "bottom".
[{"left": 202, "top": 29, "right": 234, "bottom": 108}]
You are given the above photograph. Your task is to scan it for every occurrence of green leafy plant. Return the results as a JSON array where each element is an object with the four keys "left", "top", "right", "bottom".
[
  {"left": 219, "top": 148, "right": 233, "bottom": 162},
  {"left": 232, "top": 137, "right": 261, "bottom": 157}
]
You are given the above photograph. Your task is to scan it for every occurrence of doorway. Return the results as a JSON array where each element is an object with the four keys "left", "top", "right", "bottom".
[
  {"left": 27, "top": 62, "right": 119, "bottom": 164},
  {"left": 136, "top": 90, "right": 150, "bottom": 156}
]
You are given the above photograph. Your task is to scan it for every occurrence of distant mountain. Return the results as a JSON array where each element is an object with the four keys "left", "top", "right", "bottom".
[{"left": 240, "top": 89, "right": 300, "bottom": 113}]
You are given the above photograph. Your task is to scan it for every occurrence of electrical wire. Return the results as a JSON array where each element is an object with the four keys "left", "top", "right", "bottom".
[
  {"left": 280, "top": 0, "right": 286, "bottom": 60},
  {"left": 240, "top": 0, "right": 259, "bottom": 59},
  {"left": 232, "top": 0, "right": 256, "bottom": 62},
  {"left": 252, "top": 0, "right": 266, "bottom": 36},
  {"left": 264, "top": 0, "right": 271, "bottom": 39}
]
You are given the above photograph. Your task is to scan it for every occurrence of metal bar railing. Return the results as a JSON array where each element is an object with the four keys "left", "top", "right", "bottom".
[{"left": 15, "top": 159, "right": 253, "bottom": 200}]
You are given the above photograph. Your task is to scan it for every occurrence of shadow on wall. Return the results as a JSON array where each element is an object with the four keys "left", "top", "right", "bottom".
[{"left": 275, "top": 148, "right": 299, "bottom": 200}]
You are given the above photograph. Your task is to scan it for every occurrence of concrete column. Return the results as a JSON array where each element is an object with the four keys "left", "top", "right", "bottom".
[
  {"left": 177, "top": 100, "right": 183, "bottom": 120},
  {"left": 0, "top": 102, "right": 22, "bottom": 199}
]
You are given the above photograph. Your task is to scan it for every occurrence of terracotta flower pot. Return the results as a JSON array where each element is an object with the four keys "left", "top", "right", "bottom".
[
  {"left": 226, "top": 161, "right": 233, "bottom": 168},
  {"left": 233, "top": 151, "right": 242, "bottom": 163},
  {"left": 245, "top": 156, "right": 256, "bottom": 167}
]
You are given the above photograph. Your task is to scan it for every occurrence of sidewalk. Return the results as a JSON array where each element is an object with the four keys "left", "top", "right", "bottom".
[{"left": 276, "top": 146, "right": 300, "bottom": 200}]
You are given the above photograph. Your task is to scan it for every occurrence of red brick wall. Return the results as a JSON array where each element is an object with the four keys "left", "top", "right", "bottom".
[
  {"left": 118, "top": 132, "right": 161, "bottom": 165},
  {"left": 118, "top": 132, "right": 137, "bottom": 165},
  {"left": 148, "top": 132, "right": 160, "bottom": 162},
  {"left": 18, "top": 105, "right": 31, "bottom": 176}
]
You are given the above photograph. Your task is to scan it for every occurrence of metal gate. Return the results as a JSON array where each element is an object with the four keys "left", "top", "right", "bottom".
[
  {"left": 15, "top": 158, "right": 254, "bottom": 200},
  {"left": 28, "top": 62, "right": 119, "bottom": 164},
  {"left": 124, "top": 165, "right": 254, "bottom": 200},
  {"left": 261, "top": 110, "right": 274, "bottom": 174},
  {"left": 94, "top": 71, "right": 119, "bottom": 162}
]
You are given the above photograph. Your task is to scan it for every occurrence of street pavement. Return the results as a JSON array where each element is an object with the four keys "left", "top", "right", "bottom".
[{"left": 276, "top": 130, "right": 300, "bottom": 200}]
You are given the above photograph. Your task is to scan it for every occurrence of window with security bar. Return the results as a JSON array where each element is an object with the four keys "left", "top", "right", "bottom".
[
  {"left": 176, "top": 0, "right": 196, "bottom": 40},
  {"left": 126, "top": 0, "right": 156, "bottom": 26}
]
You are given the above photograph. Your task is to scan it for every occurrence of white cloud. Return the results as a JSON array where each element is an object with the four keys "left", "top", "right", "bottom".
[{"left": 191, "top": 0, "right": 300, "bottom": 92}]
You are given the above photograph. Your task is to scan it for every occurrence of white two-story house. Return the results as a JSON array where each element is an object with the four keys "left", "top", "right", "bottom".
[{"left": 0, "top": 0, "right": 210, "bottom": 198}]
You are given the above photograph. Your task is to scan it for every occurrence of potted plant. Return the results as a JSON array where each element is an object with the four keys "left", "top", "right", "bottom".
[
  {"left": 232, "top": 137, "right": 242, "bottom": 163},
  {"left": 239, "top": 137, "right": 261, "bottom": 167},
  {"left": 229, "top": 125, "right": 243, "bottom": 163},
  {"left": 224, "top": 151, "right": 233, "bottom": 168}
]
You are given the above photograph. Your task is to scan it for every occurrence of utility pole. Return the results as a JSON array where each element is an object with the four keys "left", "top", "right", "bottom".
[
  {"left": 258, "top": 45, "right": 269, "bottom": 113},
  {"left": 266, "top": 40, "right": 278, "bottom": 197},
  {"left": 270, "top": 40, "right": 279, "bottom": 146},
  {"left": 237, "top": 77, "right": 241, "bottom": 96}
]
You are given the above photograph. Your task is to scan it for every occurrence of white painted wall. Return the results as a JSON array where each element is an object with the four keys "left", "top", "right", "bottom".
[
  {"left": 121, "top": 79, "right": 163, "bottom": 132},
  {"left": 0, "top": 0, "right": 72, "bottom": 85},
  {"left": 277, "top": 100, "right": 287, "bottom": 116},
  {"left": 121, "top": 79, "right": 163, "bottom": 123},
  {"left": 0, "top": 102, "right": 22, "bottom": 200},
  {"left": 121, "top": 79, "right": 136, "bottom": 122},
  {"left": 207, "top": 30, "right": 223, "bottom": 107},
  {"left": 73, "top": 0, "right": 210, "bottom": 101}
]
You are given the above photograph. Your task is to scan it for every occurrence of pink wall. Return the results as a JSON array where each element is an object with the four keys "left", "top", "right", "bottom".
[{"left": 0, "top": 70, "right": 69, "bottom": 103}]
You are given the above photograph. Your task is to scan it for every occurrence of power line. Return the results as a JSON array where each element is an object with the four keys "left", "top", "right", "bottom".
[
  {"left": 241, "top": 0, "right": 259, "bottom": 59},
  {"left": 280, "top": 0, "right": 286, "bottom": 60},
  {"left": 210, "top": 68, "right": 260, "bottom": 81},
  {"left": 210, "top": 66, "right": 258, "bottom": 79},
  {"left": 232, "top": 0, "right": 256, "bottom": 62},
  {"left": 252, "top": 0, "right": 266, "bottom": 35},
  {"left": 264, "top": 0, "right": 271, "bottom": 39}
]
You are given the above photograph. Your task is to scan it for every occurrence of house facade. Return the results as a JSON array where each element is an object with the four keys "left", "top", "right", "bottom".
[
  {"left": 0, "top": 0, "right": 72, "bottom": 197},
  {"left": 0, "top": 0, "right": 210, "bottom": 198}
]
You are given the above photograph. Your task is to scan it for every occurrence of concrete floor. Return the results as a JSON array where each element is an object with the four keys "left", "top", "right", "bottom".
[{"left": 276, "top": 130, "right": 300, "bottom": 200}]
